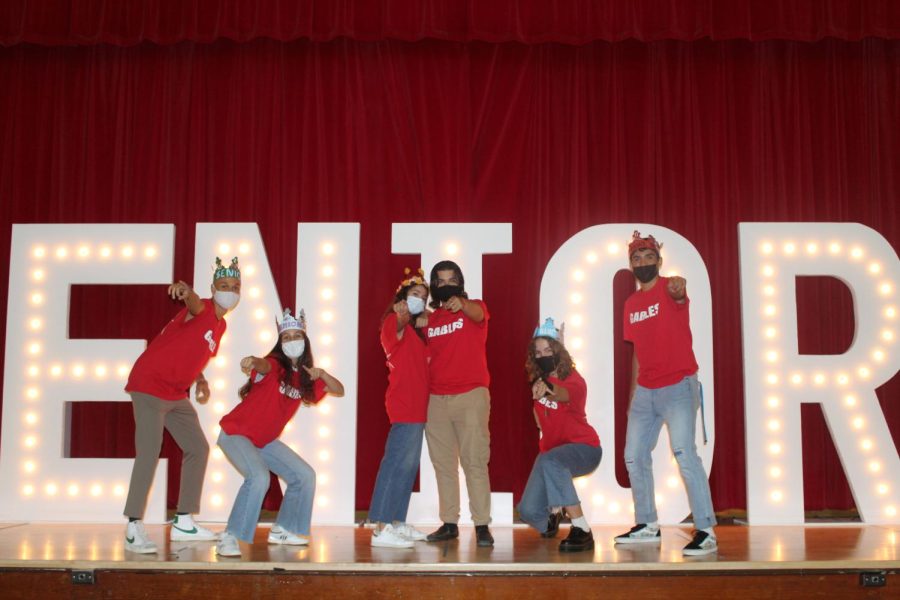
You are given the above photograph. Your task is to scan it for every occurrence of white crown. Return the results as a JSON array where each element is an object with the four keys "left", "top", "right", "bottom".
[{"left": 277, "top": 308, "right": 306, "bottom": 334}]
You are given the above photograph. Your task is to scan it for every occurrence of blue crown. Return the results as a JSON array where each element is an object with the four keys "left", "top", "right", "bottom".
[{"left": 533, "top": 317, "right": 560, "bottom": 340}]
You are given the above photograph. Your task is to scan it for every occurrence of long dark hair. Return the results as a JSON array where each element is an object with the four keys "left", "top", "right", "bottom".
[
  {"left": 525, "top": 336, "right": 574, "bottom": 383},
  {"left": 382, "top": 282, "right": 429, "bottom": 341},
  {"left": 238, "top": 331, "right": 317, "bottom": 404},
  {"left": 428, "top": 260, "right": 468, "bottom": 309}
]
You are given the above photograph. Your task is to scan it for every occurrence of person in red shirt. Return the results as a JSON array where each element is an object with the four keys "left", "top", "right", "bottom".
[
  {"left": 422, "top": 260, "right": 494, "bottom": 547},
  {"left": 368, "top": 269, "right": 431, "bottom": 549},
  {"left": 123, "top": 257, "right": 241, "bottom": 554},
  {"left": 614, "top": 231, "right": 717, "bottom": 556},
  {"left": 215, "top": 308, "right": 344, "bottom": 557},
  {"left": 517, "top": 318, "right": 602, "bottom": 552}
]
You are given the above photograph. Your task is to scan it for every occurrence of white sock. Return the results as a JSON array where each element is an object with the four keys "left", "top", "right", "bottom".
[
  {"left": 701, "top": 527, "right": 716, "bottom": 539},
  {"left": 571, "top": 516, "right": 591, "bottom": 532},
  {"left": 644, "top": 521, "right": 659, "bottom": 532}
]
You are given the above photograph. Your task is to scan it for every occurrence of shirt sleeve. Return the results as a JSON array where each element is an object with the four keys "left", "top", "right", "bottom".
[
  {"left": 469, "top": 299, "right": 489, "bottom": 328},
  {"left": 552, "top": 371, "right": 587, "bottom": 406},
  {"left": 250, "top": 356, "right": 280, "bottom": 381},
  {"left": 380, "top": 313, "right": 403, "bottom": 354},
  {"left": 312, "top": 378, "right": 328, "bottom": 403}
]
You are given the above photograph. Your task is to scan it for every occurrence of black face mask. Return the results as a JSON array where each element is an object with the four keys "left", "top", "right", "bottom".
[
  {"left": 633, "top": 264, "right": 659, "bottom": 283},
  {"left": 536, "top": 354, "right": 560, "bottom": 375},
  {"left": 433, "top": 285, "right": 463, "bottom": 303}
]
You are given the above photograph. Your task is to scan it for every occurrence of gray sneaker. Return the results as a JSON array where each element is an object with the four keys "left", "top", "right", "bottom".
[{"left": 614, "top": 523, "right": 661, "bottom": 544}]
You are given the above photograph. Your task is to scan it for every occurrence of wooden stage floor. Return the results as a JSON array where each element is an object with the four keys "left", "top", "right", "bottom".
[{"left": 1, "top": 522, "right": 898, "bottom": 598}]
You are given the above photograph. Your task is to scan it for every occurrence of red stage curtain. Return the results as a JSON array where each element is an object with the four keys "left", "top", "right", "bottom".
[
  {"left": 2, "top": 0, "right": 898, "bottom": 47},
  {"left": 1, "top": 35, "right": 898, "bottom": 514}
]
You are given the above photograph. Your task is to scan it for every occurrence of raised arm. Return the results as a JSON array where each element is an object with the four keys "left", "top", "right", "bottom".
[{"left": 168, "top": 280, "right": 205, "bottom": 317}]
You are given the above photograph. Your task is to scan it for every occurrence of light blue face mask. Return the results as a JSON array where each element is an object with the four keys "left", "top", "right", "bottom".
[
  {"left": 406, "top": 295, "right": 426, "bottom": 315},
  {"left": 282, "top": 339, "right": 305, "bottom": 359}
]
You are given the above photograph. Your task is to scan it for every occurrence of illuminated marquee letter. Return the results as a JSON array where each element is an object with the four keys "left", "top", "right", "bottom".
[
  {"left": 539, "top": 224, "right": 715, "bottom": 524},
  {"left": 740, "top": 223, "right": 900, "bottom": 524},
  {"left": 0, "top": 224, "right": 175, "bottom": 522},
  {"left": 392, "top": 223, "right": 514, "bottom": 525},
  {"left": 194, "top": 223, "right": 359, "bottom": 525}
]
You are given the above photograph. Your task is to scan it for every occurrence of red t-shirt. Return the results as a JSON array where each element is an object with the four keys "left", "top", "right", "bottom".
[
  {"left": 426, "top": 299, "right": 490, "bottom": 395},
  {"left": 534, "top": 369, "right": 600, "bottom": 453},
  {"left": 381, "top": 313, "right": 429, "bottom": 423},
  {"left": 126, "top": 299, "right": 227, "bottom": 400},
  {"left": 623, "top": 276, "right": 699, "bottom": 389},
  {"left": 219, "top": 357, "right": 327, "bottom": 448}
]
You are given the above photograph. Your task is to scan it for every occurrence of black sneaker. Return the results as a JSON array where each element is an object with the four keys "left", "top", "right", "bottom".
[
  {"left": 559, "top": 527, "right": 594, "bottom": 553},
  {"left": 541, "top": 511, "right": 562, "bottom": 538},
  {"left": 426, "top": 523, "right": 459, "bottom": 542},
  {"left": 682, "top": 530, "right": 717, "bottom": 556},
  {"left": 614, "top": 523, "right": 661, "bottom": 544},
  {"left": 475, "top": 525, "right": 494, "bottom": 547}
]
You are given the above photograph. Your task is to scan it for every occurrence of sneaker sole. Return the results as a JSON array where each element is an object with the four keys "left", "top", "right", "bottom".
[
  {"left": 170, "top": 533, "right": 218, "bottom": 542},
  {"left": 371, "top": 540, "right": 414, "bottom": 549},
  {"left": 614, "top": 537, "right": 661, "bottom": 544},
  {"left": 559, "top": 541, "right": 595, "bottom": 553},
  {"left": 268, "top": 538, "right": 310, "bottom": 546},
  {"left": 125, "top": 543, "right": 158, "bottom": 554}
]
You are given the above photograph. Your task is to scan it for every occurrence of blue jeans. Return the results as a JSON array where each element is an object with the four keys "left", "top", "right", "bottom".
[
  {"left": 623, "top": 374, "right": 716, "bottom": 530},
  {"left": 517, "top": 443, "right": 603, "bottom": 533},
  {"left": 217, "top": 431, "right": 316, "bottom": 543},
  {"left": 368, "top": 423, "right": 425, "bottom": 523}
]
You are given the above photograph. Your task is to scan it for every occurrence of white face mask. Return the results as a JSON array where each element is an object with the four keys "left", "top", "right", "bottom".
[
  {"left": 213, "top": 289, "right": 240, "bottom": 311},
  {"left": 406, "top": 296, "right": 426, "bottom": 315},
  {"left": 282, "top": 339, "right": 305, "bottom": 359}
]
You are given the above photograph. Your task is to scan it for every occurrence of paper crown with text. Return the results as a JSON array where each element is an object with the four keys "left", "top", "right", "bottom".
[
  {"left": 533, "top": 317, "right": 564, "bottom": 342},
  {"left": 277, "top": 308, "right": 307, "bottom": 334},
  {"left": 213, "top": 256, "right": 241, "bottom": 280},
  {"left": 628, "top": 230, "right": 662, "bottom": 257}
]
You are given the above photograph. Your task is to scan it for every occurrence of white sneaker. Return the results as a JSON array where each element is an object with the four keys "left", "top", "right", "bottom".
[
  {"left": 392, "top": 522, "right": 427, "bottom": 542},
  {"left": 268, "top": 524, "right": 310, "bottom": 546},
  {"left": 125, "top": 520, "right": 158, "bottom": 554},
  {"left": 614, "top": 523, "right": 661, "bottom": 544},
  {"left": 216, "top": 532, "right": 242, "bottom": 557},
  {"left": 170, "top": 514, "right": 218, "bottom": 541},
  {"left": 372, "top": 524, "right": 415, "bottom": 549}
]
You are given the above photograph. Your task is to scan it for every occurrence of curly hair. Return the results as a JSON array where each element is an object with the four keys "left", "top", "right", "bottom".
[
  {"left": 238, "top": 331, "right": 318, "bottom": 405},
  {"left": 525, "top": 336, "right": 574, "bottom": 382}
]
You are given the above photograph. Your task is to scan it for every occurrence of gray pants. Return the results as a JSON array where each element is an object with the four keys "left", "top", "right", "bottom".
[{"left": 124, "top": 392, "right": 210, "bottom": 519}]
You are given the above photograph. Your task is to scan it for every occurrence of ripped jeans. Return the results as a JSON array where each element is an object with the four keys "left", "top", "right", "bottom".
[{"left": 623, "top": 374, "right": 716, "bottom": 530}]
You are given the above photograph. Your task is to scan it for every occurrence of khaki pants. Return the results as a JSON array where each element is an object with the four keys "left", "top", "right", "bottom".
[
  {"left": 124, "top": 392, "right": 209, "bottom": 519},
  {"left": 425, "top": 387, "right": 492, "bottom": 525}
]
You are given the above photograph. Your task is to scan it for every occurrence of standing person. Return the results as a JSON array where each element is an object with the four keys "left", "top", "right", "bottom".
[
  {"left": 614, "top": 231, "right": 717, "bottom": 556},
  {"left": 517, "top": 318, "right": 602, "bottom": 552},
  {"left": 369, "top": 269, "right": 431, "bottom": 549},
  {"left": 123, "top": 257, "right": 242, "bottom": 554},
  {"left": 423, "top": 260, "right": 494, "bottom": 547},
  {"left": 215, "top": 309, "right": 344, "bottom": 557}
]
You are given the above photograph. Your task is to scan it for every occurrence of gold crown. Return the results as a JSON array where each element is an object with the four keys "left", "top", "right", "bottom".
[{"left": 396, "top": 267, "right": 427, "bottom": 292}]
